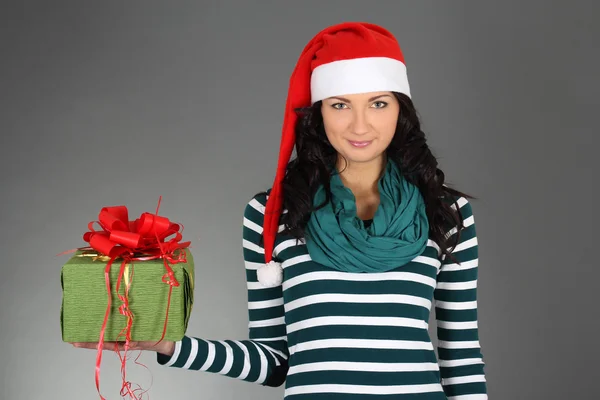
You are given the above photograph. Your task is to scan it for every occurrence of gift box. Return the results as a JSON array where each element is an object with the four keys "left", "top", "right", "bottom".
[
  {"left": 60, "top": 249, "right": 194, "bottom": 342},
  {"left": 60, "top": 200, "right": 195, "bottom": 343}
]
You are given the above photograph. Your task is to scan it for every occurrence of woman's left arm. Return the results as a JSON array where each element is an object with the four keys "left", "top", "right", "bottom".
[{"left": 433, "top": 197, "right": 488, "bottom": 399}]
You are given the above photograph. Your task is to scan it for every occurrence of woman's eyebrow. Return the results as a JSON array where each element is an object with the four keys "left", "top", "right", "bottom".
[{"left": 328, "top": 94, "right": 391, "bottom": 102}]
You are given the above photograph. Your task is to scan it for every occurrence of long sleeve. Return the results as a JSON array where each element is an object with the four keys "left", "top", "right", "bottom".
[
  {"left": 433, "top": 196, "right": 488, "bottom": 399},
  {"left": 156, "top": 192, "right": 289, "bottom": 387}
]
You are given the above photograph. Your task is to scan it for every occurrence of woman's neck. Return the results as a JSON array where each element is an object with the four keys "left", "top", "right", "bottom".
[{"left": 336, "top": 155, "right": 386, "bottom": 197}]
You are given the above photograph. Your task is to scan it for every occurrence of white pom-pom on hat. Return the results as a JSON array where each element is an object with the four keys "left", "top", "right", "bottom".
[{"left": 257, "top": 260, "right": 283, "bottom": 287}]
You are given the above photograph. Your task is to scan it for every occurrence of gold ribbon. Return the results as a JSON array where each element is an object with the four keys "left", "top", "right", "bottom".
[
  {"left": 75, "top": 250, "right": 131, "bottom": 285},
  {"left": 74, "top": 250, "right": 111, "bottom": 262}
]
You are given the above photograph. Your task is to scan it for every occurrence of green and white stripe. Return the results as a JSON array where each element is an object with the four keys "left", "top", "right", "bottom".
[{"left": 157, "top": 192, "right": 487, "bottom": 399}]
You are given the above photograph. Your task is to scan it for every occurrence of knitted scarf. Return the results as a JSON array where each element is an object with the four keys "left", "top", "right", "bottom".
[{"left": 305, "top": 158, "right": 429, "bottom": 273}]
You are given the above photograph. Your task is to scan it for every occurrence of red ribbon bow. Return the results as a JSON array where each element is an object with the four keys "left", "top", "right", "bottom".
[{"left": 82, "top": 196, "right": 190, "bottom": 400}]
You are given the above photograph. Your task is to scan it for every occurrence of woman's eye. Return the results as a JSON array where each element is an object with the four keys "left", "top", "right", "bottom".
[{"left": 331, "top": 102, "right": 387, "bottom": 109}]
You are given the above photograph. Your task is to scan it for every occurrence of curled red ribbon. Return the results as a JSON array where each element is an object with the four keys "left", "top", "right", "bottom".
[{"left": 81, "top": 196, "right": 190, "bottom": 400}]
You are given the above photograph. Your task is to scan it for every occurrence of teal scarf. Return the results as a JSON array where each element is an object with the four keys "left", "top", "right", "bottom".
[{"left": 305, "top": 159, "right": 429, "bottom": 273}]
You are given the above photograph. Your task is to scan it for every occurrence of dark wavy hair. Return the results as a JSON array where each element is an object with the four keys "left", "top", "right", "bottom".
[{"left": 265, "top": 92, "right": 475, "bottom": 263}]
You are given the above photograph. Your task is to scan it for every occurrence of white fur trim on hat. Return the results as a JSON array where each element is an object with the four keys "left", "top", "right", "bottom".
[
  {"left": 257, "top": 260, "right": 283, "bottom": 287},
  {"left": 310, "top": 56, "right": 411, "bottom": 104}
]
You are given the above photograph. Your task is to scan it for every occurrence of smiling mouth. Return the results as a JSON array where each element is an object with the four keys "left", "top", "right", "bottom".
[{"left": 348, "top": 140, "right": 372, "bottom": 148}]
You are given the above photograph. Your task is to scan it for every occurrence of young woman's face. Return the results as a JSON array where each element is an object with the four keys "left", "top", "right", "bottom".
[{"left": 321, "top": 91, "right": 399, "bottom": 167}]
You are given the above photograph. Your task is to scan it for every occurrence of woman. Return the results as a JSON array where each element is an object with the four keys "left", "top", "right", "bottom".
[{"left": 74, "top": 22, "right": 488, "bottom": 399}]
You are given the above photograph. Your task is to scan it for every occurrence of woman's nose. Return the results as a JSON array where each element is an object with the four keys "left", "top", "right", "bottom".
[{"left": 350, "top": 110, "right": 370, "bottom": 135}]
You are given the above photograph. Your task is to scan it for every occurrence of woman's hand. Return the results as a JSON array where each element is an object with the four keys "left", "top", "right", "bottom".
[{"left": 70, "top": 340, "right": 175, "bottom": 357}]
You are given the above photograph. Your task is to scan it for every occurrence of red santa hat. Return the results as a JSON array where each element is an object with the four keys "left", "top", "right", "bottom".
[{"left": 257, "top": 22, "right": 412, "bottom": 287}]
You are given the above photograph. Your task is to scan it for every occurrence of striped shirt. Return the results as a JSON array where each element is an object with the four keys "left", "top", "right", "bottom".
[{"left": 157, "top": 191, "right": 488, "bottom": 399}]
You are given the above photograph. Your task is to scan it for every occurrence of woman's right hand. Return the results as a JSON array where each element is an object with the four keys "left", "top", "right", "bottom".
[{"left": 70, "top": 340, "right": 175, "bottom": 357}]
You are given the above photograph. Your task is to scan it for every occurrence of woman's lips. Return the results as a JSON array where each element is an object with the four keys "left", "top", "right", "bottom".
[{"left": 348, "top": 140, "right": 372, "bottom": 148}]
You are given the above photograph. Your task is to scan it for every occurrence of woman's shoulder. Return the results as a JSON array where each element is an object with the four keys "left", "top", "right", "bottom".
[
  {"left": 438, "top": 187, "right": 476, "bottom": 232},
  {"left": 242, "top": 187, "right": 274, "bottom": 223},
  {"left": 440, "top": 185, "right": 474, "bottom": 210},
  {"left": 245, "top": 188, "right": 272, "bottom": 208}
]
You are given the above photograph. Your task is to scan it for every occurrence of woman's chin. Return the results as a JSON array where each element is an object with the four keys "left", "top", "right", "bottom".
[{"left": 339, "top": 149, "right": 384, "bottom": 165}]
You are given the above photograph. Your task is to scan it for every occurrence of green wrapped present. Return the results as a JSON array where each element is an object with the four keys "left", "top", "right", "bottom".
[{"left": 60, "top": 249, "right": 194, "bottom": 343}]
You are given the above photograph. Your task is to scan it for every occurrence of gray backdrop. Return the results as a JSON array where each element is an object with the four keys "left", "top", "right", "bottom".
[{"left": 1, "top": 1, "right": 598, "bottom": 399}]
